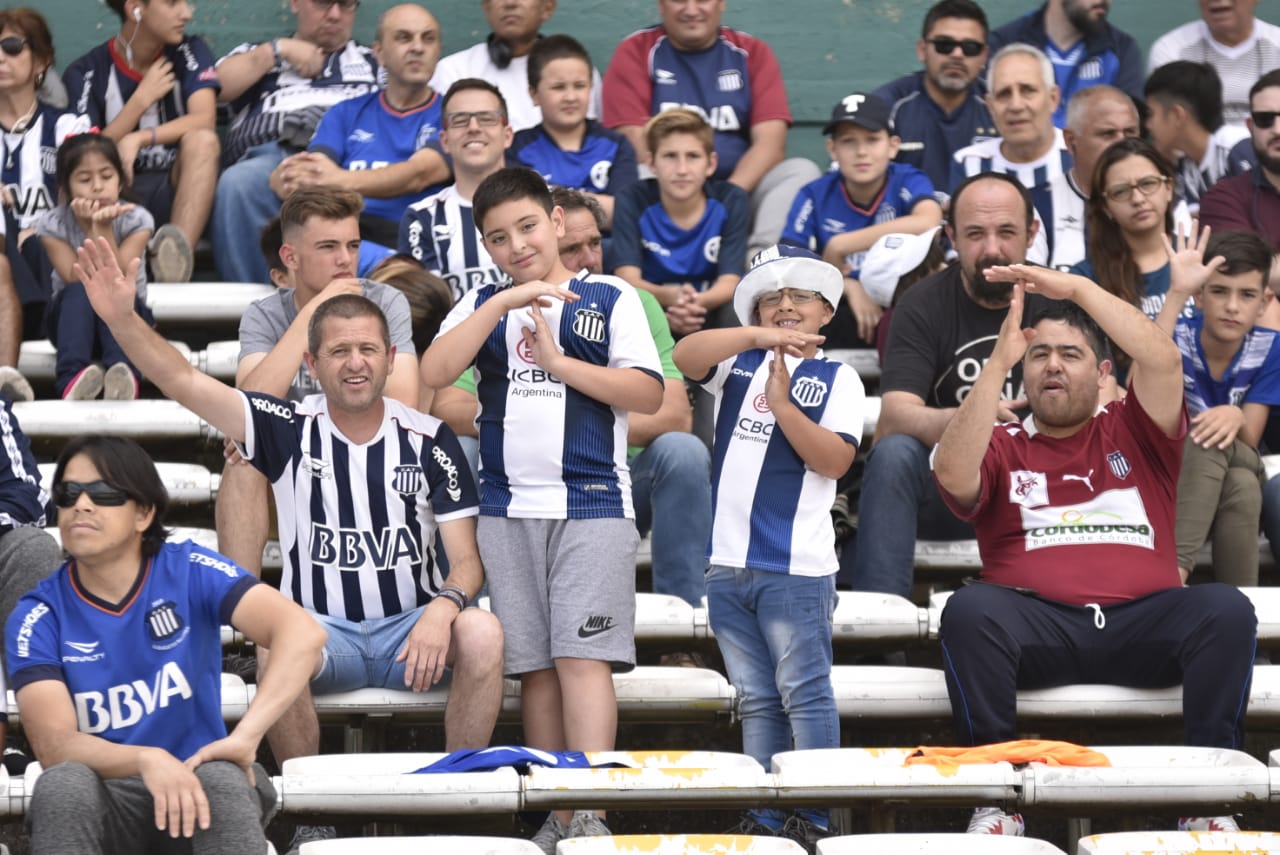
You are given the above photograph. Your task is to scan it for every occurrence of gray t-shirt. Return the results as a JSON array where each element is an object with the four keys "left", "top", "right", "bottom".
[
  {"left": 237, "top": 279, "right": 416, "bottom": 402},
  {"left": 34, "top": 203, "right": 154, "bottom": 298}
]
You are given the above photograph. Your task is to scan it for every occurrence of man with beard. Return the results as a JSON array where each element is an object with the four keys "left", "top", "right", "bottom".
[
  {"left": 1200, "top": 69, "right": 1280, "bottom": 249},
  {"left": 931, "top": 262, "right": 1255, "bottom": 839},
  {"left": 873, "top": 0, "right": 998, "bottom": 193},
  {"left": 848, "top": 173, "right": 1054, "bottom": 598},
  {"left": 989, "top": 0, "right": 1143, "bottom": 128}
]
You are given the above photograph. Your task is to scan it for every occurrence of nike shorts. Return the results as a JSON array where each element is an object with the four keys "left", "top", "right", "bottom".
[{"left": 478, "top": 516, "right": 638, "bottom": 676}]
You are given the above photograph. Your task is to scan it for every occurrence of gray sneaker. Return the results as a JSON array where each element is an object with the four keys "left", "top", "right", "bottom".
[
  {"left": 148, "top": 224, "right": 194, "bottom": 283},
  {"left": 530, "top": 813, "right": 570, "bottom": 854},
  {"left": 0, "top": 366, "right": 33, "bottom": 402},
  {"left": 569, "top": 810, "right": 611, "bottom": 839},
  {"left": 104, "top": 363, "right": 138, "bottom": 400},
  {"left": 285, "top": 824, "right": 336, "bottom": 855},
  {"left": 62, "top": 364, "right": 103, "bottom": 400}
]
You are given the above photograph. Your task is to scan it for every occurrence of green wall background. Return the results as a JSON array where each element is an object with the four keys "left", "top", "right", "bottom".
[{"left": 42, "top": 0, "right": 1191, "bottom": 161}]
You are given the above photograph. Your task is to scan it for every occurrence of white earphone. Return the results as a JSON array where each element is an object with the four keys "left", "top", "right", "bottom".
[{"left": 133, "top": 7, "right": 141, "bottom": 21}]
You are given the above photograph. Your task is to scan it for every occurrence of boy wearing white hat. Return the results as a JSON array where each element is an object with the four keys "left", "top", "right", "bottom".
[{"left": 672, "top": 244, "right": 866, "bottom": 847}]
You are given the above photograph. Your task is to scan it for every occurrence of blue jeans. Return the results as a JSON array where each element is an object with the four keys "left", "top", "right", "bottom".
[
  {"left": 631, "top": 432, "right": 712, "bottom": 607},
  {"left": 311, "top": 606, "right": 443, "bottom": 693},
  {"left": 850, "top": 433, "right": 973, "bottom": 597},
  {"left": 211, "top": 142, "right": 287, "bottom": 283},
  {"left": 706, "top": 564, "right": 837, "bottom": 827}
]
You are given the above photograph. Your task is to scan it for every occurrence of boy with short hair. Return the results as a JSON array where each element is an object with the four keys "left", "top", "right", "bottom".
[
  {"left": 422, "top": 167, "right": 663, "bottom": 854},
  {"left": 510, "top": 35, "right": 637, "bottom": 229},
  {"left": 782, "top": 92, "right": 942, "bottom": 348},
  {"left": 612, "top": 108, "right": 749, "bottom": 336},
  {"left": 672, "top": 243, "right": 865, "bottom": 848},
  {"left": 1144, "top": 62, "right": 1257, "bottom": 213},
  {"left": 1155, "top": 229, "right": 1280, "bottom": 587}
]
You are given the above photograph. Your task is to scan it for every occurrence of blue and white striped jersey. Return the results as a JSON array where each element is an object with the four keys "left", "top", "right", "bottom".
[
  {"left": 6, "top": 541, "right": 258, "bottom": 757},
  {"left": 238, "top": 392, "right": 478, "bottom": 621},
  {"left": 0, "top": 104, "right": 89, "bottom": 235},
  {"left": 0, "top": 399, "right": 49, "bottom": 529},
  {"left": 436, "top": 273, "right": 663, "bottom": 520},
  {"left": 698, "top": 348, "right": 865, "bottom": 576},
  {"left": 398, "top": 185, "right": 506, "bottom": 302},
  {"left": 1175, "top": 316, "right": 1280, "bottom": 417}
]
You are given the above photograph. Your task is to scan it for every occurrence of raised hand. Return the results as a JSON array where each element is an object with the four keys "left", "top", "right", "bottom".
[
  {"left": 990, "top": 281, "right": 1032, "bottom": 372},
  {"left": 74, "top": 236, "right": 142, "bottom": 325},
  {"left": 1164, "top": 222, "right": 1225, "bottom": 298},
  {"left": 984, "top": 264, "right": 1093, "bottom": 302},
  {"left": 749, "top": 325, "right": 825, "bottom": 358},
  {"left": 763, "top": 346, "right": 793, "bottom": 411},
  {"left": 521, "top": 301, "right": 565, "bottom": 371},
  {"left": 500, "top": 280, "right": 580, "bottom": 313}
]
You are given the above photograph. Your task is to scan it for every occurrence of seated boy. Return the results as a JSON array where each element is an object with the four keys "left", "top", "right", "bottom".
[
  {"left": 781, "top": 92, "right": 941, "bottom": 348},
  {"left": 672, "top": 244, "right": 865, "bottom": 848},
  {"left": 1155, "top": 229, "right": 1280, "bottom": 587},
  {"left": 63, "top": 0, "right": 221, "bottom": 282},
  {"left": 1144, "top": 62, "right": 1257, "bottom": 214},
  {"left": 510, "top": 35, "right": 637, "bottom": 229},
  {"left": 612, "top": 109, "right": 749, "bottom": 336},
  {"left": 422, "top": 167, "right": 663, "bottom": 854}
]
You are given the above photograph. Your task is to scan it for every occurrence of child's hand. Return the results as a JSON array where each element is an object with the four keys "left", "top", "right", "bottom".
[
  {"left": 90, "top": 203, "right": 136, "bottom": 225},
  {"left": 75, "top": 237, "right": 142, "bottom": 325},
  {"left": 666, "top": 299, "right": 707, "bottom": 335},
  {"left": 654, "top": 283, "right": 698, "bottom": 308},
  {"left": 136, "top": 57, "right": 177, "bottom": 107},
  {"left": 1190, "top": 404, "right": 1246, "bottom": 449},
  {"left": 521, "top": 302, "right": 564, "bottom": 371},
  {"left": 499, "top": 280, "right": 579, "bottom": 312},
  {"left": 764, "top": 347, "right": 793, "bottom": 411},
  {"left": 750, "top": 326, "right": 824, "bottom": 357},
  {"left": 1164, "top": 223, "right": 1225, "bottom": 298}
]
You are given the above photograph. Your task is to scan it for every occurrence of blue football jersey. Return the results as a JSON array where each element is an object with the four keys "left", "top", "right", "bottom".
[
  {"left": 1, "top": 104, "right": 90, "bottom": 234},
  {"left": 6, "top": 541, "right": 258, "bottom": 758},
  {"left": 1176, "top": 316, "right": 1280, "bottom": 416},
  {"left": 510, "top": 121, "right": 638, "bottom": 196}
]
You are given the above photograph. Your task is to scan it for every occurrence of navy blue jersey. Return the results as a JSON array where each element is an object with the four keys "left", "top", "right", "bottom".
[
  {"left": 780, "top": 164, "right": 936, "bottom": 278},
  {"left": 611, "top": 178, "right": 749, "bottom": 290},
  {"left": 65, "top": 37, "right": 219, "bottom": 173},
  {"left": 6, "top": 541, "right": 258, "bottom": 757},
  {"left": 219, "top": 40, "right": 380, "bottom": 164},
  {"left": 308, "top": 89, "right": 445, "bottom": 224},
  {"left": 872, "top": 72, "right": 997, "bottom": 194},
  {"left": 1, "top": 105, "right": 90, "bottom": 234},
  {"left": 510, "top": 120, "right": 638, "bottom": 196},
  {"left": 398, "top": 185, "right": 506, "bottom": 302},
  {"left": 0, "top": 400, "right": 49, "bottom": 529},
  {"left": 989, "top": 6, "right": 1144, "bottom": 128}
]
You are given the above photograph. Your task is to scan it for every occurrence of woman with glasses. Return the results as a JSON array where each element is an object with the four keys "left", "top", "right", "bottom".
[
  {"left": 0, "top": 8, "right": 90, "bottom": 402},
  {"left": 5, "top": 435, "right": 326, "bottom": 855}
]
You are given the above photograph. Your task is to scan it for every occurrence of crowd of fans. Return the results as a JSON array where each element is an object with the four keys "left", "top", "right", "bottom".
[{"left": 2, "top": 0, "right": 1280, "bottom": 851}]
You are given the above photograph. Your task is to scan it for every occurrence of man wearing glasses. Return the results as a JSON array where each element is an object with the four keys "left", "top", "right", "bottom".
[
  {"left": 872, "top": 0, "right": 998, "bottom": 193},
  {"left": 398, "top": 79, "right": 511, "bottom": 302},
  {"left": 211, "top": 0, "right": 379, "bottom": 285},
  {"left": 1200, "top": 68, "right": 1280, "bottom": 251}
]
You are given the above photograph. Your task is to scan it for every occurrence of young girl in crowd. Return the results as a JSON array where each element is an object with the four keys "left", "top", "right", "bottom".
[{"left": 35, "top": 132, "right": 154, "bottom": 400}]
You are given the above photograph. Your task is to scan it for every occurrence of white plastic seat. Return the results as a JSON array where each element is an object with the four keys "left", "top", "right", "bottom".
[
  {"left": 301, "top": 838, "right": 541, "bottom": 854},
  {"left": 477, "top": 593, "right": 697, "bottom": 644},
  {"left": 220, "top": 672, "right": 251, "bottom": 723},
  {"left": 280, "top": 753, "right": 520, "bottom": 816},
  {"left": 0, "top": 766, "right": 13, "bottom": 818},
  {"left": 829, "top": 667, "right": 951, "bottom": 719},
  {"left": 1077, "top": 830, "right": 1280, "bottom": 853},
  {"left": 19, "top": 339, "right": 192, "bottom": 382},
  {"left": 912, "top": 540, "right": 982, "bottom": 572},
  {"left": 604, "top": 666, "right": 736, "bottom": 721},
  {"left": 194, "top": 340, "right": 241, "bottom": 380},
  {"left": 1024, "top": 746, "right": 1269, "bottom": 809},
  {"left": 771, "top": 747, "right": 1021, "bottom": 805},
  {"left": 145, "top": 282, "right": 277, "bottom": 323},
  {"left": 522, "top": 750, "right": 772, "bottom": 811},
  {"left": 557, "top": 836, "right": 805, "bottom": 853},
  {"left": 38, "top": 462, "right": 218, "bottom": 505},
  {"left": 304, "top": 684, "right": 452, "bottom": 720},
  {"left": 824, "top": 349, "right": 881, "bottom": 382},
  {"left": 831, "top": 592, "right": 930, "bottom": 644},
  {"left": 13, "top": 399, "right": 212, "bottom": 440},
  {"left": 817, "top": 834, "right": 1067, "bottom": 853}
]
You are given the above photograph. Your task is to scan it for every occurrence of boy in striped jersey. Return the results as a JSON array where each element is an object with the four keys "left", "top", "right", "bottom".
[
  {"left": 672, "top": 244, "right": 865, "bottom": 846},
  {"left": 423, "top": 167, "right": 663, "bottom": 852}
]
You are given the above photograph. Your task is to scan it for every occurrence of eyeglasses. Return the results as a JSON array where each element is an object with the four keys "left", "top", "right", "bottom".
[
  {"left": 1251, "top": 110, "right": 1280, "bottom": 130},
  {"left": 444, "top": 110, "right": 505, "bottom": 129},
  {"left": 757, "top": 289, "right": 822, "bottom": 309},
  {"left": 1103, "top": 175, "right": 1170, "bottom": 203},
  {"left": 926, "top": 37, "right": 985, "bottom": 57},
  {"left": 309, "top": 0, "right": 359, "bottom": 11},
  {"left": 53, "top": 480, "right": 130, "bottom": 508},
  {"left": 0, "top": 37, "right": 29, "bottom": 57}
]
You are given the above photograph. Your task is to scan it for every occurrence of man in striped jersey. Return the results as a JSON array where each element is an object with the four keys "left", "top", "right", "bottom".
[
  {"left": 75, "top": 242, "right": 504, "bottom": 851},
  {"left": 398, "top": 78, "right": 511, "bottom": 302}
]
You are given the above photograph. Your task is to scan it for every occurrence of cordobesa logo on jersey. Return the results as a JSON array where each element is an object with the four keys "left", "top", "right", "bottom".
[
  {"left": 1018, "top": 487, "right": 1154, "bottom": 551},
  {"left": 14, "top": 602, "right": 49, "bottom": 658},
  {"left": 75, "top": 661, "right": 193, "bottom": 735},
  {"left": 310, "top": 522, "right": 422, "bottom": 570}
]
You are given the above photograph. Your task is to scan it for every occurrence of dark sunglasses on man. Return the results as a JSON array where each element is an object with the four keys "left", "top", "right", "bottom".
[
  {"left": 53, "top": 481, "right": 131, "bottom": 508},
  {"left": 1252, "top": 111, "right": 1280, "bottom": 130},
  {"left": 926, "top": 37, "right": 985, "bottom": 57}
]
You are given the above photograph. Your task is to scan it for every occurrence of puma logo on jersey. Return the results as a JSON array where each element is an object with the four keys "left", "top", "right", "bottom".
[
  {"left": 1063, "top": 470, "right": 1095, "bottom": 492},
  {"left": 75, "top": 661, "right": 193, "bottom": 734}
]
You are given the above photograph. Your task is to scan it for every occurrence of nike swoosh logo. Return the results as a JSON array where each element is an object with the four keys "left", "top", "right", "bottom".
[{"left": 577, "top": 624, "right": 614, "bottom": 639}]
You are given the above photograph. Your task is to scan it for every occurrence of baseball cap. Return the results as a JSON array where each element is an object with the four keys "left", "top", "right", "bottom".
[
  {"left": 822, "top": 92, "right": 893, "bottom": 135},
  {"left": 859, "top": 227, "right": 942, "bottom": 307},
  {"left": 733, "top": 244, "right": 845, "bottom": 327}
]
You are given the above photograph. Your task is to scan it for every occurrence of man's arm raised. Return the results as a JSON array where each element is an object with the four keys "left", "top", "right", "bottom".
[{"left": 76, "top": 238, "right": 248, "bottom": 442}]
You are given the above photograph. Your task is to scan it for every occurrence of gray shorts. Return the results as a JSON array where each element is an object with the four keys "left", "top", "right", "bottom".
[{"left": 479, "top": 516, "right": 638, "bottom": 675}]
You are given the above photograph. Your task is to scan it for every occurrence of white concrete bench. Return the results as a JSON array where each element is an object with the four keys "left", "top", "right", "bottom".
[
  {"left": 1077, "top": 831, "right": 1280, "bottom": 854},
  {"left": 818, "top": 836, "right": 1067, "bottom": 854}
]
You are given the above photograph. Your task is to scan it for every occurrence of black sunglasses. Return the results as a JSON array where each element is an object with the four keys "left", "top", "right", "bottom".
[
  {"left": 53, "top": 480, "right": 130, "bottom": 508},
  {"left": 927, "top": 37, "right": 985, "bottom": 57},
  {"left": 1252, "top": 111, "right": 1280, "bottom": 130},
  {"left": 0, "top": 37, "right": 28, "bottom": 58}
]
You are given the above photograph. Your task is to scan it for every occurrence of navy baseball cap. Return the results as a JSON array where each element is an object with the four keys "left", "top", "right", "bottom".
[{"left": 823, "top": 92, "right": 893, "bottom": 135}]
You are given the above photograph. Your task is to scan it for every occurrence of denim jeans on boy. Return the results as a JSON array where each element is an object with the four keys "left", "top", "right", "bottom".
[
  {"left": 706, "top": 563, "right": 837, "bottom": 827},
  {"left": 631, "top": 432, "right": 712, "bottom": 607},
  {"left": 850, "top": 433, "right": 973, "bottom": 597},
  {"left": 210, "top": 142, "right": 288, "bottom": 284}
]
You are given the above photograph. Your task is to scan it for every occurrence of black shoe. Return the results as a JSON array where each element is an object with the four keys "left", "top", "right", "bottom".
[
  {"left": 780, "top": 814, "right": 831, "bottom": 854},
  {"left": 3, "top": 735, "right": 31, "bottom": 775}
]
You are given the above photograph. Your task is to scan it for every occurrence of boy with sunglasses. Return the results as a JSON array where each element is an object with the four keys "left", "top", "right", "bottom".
[
  {"left": 63, "top": 0, "right": 220, "bottom": 283},
  {"left": 672, "top": 244, "right": 865, "bottom": 849}
]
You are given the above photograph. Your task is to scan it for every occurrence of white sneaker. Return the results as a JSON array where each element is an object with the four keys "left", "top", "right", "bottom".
[
  {"left": 569, "top": 810, "right": 611, "bottom": 839},
  {"left": 1178, "top": 815, "right": 1240, "bottom": 832},
  {"left": 104, "top": 363, "right": 138, "bottom": 400},
  {"left": 530, "top": 813, "right": 570, "bottom": 854},
  {"left": 148, "top": 224, "right": 194, "bottom": 283},
  {"left": 62, "top": 364, "right": 103, "bottom": 400},
  {"left": 0, "top": 366, "right": 33, "bottom": 402},
  {"left": 967, "top": 806, "right": 1025, "bottom": 835}
]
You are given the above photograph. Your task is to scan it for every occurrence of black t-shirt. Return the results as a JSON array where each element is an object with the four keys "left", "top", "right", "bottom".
[{"left": 882, "top": 263, "right": 1051, "bottom": 408}]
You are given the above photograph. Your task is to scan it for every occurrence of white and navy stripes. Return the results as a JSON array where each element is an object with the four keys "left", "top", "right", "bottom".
[
  {"left": 398, "top": 185, "right": 507, "bottom": 302},
  {"left": 0, "top": 105, "right": 88, "bottom": 235},
  {"left": 0, "top": 400, "right": 48, "bottom": 530}
]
